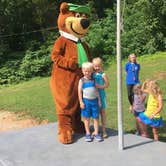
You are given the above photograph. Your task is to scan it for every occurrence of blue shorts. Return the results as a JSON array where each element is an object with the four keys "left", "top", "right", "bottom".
[{"left": 81, "top": 98, "right": 99, "bottom": 119}]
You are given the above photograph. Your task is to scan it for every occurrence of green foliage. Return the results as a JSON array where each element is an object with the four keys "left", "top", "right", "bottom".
[
  {"left": 0, "top": 44, "right": 53, "bottom": 85},
  {"left": 19, "top": 45, "right": 52, "bottom": 79},
  {"left": 0, "top": 42, "right": 10, "bottom": 64},
  {"left": 86, "top": 0, "right": 166, "bottom": 59},
  {"left": 122, "top": 0, "right": 166, "bottom": 55},
  {"left": 0, "top": 60, "right": 21, "bottom": 84},
  {"left": 86, "top": 8, "right": 116, "bottom": 62},
  {"left": 0, "top": 0, "right": 56, "bottom": 53}
]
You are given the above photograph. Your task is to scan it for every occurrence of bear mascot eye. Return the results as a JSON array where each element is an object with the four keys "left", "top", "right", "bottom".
[
  {"left": 75, "top": 13, "right": 81, "bottom": 18},
  {"left": 82, "top": 14, "right": 87, "bottom": 18}
]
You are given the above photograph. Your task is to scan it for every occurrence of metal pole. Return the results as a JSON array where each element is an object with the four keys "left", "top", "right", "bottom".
[{"left": 117, "top": 0, "right": 124, "bottom": 150}]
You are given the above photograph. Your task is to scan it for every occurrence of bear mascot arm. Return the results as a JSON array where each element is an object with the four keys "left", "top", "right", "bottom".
[
  {"left": 50, "top": 2, "right": 91, "bottom": 144},
  {"left": 51, "top": 36, "right": 78, "bottom": 70}
]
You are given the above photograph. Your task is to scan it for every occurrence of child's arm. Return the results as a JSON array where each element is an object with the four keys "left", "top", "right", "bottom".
[
  {"left": 96, "top": 73, "right": 109, "bottom": 89},
  {"left": 78, "top": 79, "right": 84, "bottom": 109},
  {"left": 141, "top": 80, "right": 150, "bottom": 93},
  {"left": 150, "top": 94, "right": 163, "bottom": 119}
]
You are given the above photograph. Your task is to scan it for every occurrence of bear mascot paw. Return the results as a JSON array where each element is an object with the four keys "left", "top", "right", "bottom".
[{"left": 50, "top": 2, "right": 91, "bottom": 144}]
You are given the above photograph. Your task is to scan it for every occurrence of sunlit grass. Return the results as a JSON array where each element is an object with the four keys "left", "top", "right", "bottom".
[{"left": 0, "top": 77, "right": 56, "bottom": 122}]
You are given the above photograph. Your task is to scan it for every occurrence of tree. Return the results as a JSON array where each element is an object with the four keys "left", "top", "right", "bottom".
[{"left": 122, "top": 0, "right": 166, "bottom": 55}]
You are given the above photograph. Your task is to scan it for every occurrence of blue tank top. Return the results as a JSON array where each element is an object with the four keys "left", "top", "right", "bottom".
[
  {"left": 93, "top": 72, "right": 106, "bottom": 98},
  {"left": 81, "top": 77, "right": 98, "bottom": 99}
]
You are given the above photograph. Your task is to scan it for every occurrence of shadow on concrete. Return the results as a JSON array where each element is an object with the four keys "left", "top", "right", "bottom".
[{"left": 124, "top": 139, "right": 154, "bottom": 150}]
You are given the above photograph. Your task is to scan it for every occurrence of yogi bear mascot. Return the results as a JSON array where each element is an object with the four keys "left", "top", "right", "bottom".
[{"left": 50, "top": 2, "right": 91, "bottom": 144}]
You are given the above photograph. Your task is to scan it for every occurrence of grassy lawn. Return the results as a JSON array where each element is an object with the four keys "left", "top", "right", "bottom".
[
  {"left": 0, "top": 51, "right": 166, "bottom": 141},
  {"left": 0, "top": 77, "right": 56, "bottom": 122}
]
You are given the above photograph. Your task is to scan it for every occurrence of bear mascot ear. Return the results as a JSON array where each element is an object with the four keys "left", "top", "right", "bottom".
[{"left": 60, "top": 2, "right": 69, "bottom": 14}]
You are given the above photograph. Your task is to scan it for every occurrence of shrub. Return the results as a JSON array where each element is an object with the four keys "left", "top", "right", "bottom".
[{"left": 19, "top": 45, "right": 52, "bottom": 79}]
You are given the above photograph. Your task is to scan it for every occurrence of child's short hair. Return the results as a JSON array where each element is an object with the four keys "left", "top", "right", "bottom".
[
  {"left": 92, "top": 57, "right": 103, "bottom": 66},
  {"left": 82, "top": 62, "right": 94, "bottom": 72}
]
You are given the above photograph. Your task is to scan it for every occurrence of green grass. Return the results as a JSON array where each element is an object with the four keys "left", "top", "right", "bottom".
[
  {"left": 0, "top": 77, "right": 56, "bottom": 122},
  {"left": 0, "top": 51, "right": 166, "bottom": 141}
]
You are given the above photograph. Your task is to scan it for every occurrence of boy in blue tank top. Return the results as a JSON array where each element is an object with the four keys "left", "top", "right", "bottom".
[
  {"left": 92, "top": 57, "right": 109, "bottom": 138},
  {"left": 78, "top": 62, "right": 102, "bottom": 142}
]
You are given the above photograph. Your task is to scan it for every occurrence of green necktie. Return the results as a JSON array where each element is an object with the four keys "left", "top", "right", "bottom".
[{"left": 77, "top": 40, "right": 88, "bottom": 67}]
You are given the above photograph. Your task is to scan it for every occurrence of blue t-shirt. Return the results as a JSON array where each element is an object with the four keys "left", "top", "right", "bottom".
[{"left": 125, "top": 62, "right": 140, "bottom": 85}]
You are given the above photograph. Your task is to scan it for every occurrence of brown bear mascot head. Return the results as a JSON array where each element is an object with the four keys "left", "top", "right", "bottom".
[
  {"left": 58, "top": 2, "right": 90, "bottom": 38},
  {"left": 50, "top": 2, "right": 91, "bottom": 144}
]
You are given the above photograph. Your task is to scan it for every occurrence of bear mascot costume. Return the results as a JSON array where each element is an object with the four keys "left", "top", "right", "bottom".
[{"left": 50, "top": 2, "right": 91, "bottom": 144}]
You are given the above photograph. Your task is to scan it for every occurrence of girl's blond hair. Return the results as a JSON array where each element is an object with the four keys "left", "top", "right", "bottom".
[
  {"left": 81, "top": 62, "right": 94, "bottom": 72},
  {"left": 92, "top": 57, "right": 103, "bottom": 66},
  {"left": 142, "top": 79, "right": 162, "bottom": 99},
  {"left": 149, "top": 80, "right": 162, "bottom": 99}
]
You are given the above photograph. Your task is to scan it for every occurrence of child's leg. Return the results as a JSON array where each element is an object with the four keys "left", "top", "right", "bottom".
[
  {"left": 134, "top": 112, "right": 140, "bottom": 134},
  {"left": 100, "top": 109, "right": 107, "bottom": 135},
  {"left": 135, "top": 119, "right": 140, "bottom": 134},
  {"left": 93, "top": 118, "right": 99, "bottom": 135},
  {"left": 93, "top": 118, "right": 103, "bottom": 141},
  {"left": 152, "top": 127, "right": 158, "bottom": 141},
  {"left": 127, "top": 85, "right": 134, "bottom": 110},
  {"left": 138, "top": 120, "right": 147, "bottom": 137},
  {"left": 84, "top": 118, "right": 90, "bottom": 135}
]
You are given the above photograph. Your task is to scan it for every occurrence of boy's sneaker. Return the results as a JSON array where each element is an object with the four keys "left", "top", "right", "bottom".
[
  {"left": 94, "top": 134, "right": 103, "bottom": 142},
  {"left": 85, "top": 134, "right": 92, "bottom": 142}
]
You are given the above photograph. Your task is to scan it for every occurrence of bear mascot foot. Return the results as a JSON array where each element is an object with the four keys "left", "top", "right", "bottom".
[{"left": 58, "top": 129, "right": 74, "bottom": 144}]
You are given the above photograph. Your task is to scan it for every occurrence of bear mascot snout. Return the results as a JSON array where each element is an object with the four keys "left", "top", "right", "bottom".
[{"left": 50, "top": 2, "right": 91, "bottom": 144}]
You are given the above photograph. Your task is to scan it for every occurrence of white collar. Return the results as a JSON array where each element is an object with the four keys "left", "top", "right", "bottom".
[{"left": 59, "top": 30, "right": 85, "bottom": 42}]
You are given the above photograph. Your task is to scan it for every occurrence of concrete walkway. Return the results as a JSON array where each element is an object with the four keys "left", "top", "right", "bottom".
[{"left": 0, "top": 123, "right": 165, "bottom": 166}]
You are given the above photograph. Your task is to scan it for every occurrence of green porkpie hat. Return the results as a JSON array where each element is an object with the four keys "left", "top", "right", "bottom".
[{"left": 68, "top": 3, "right": 90, "bottom": 15}]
